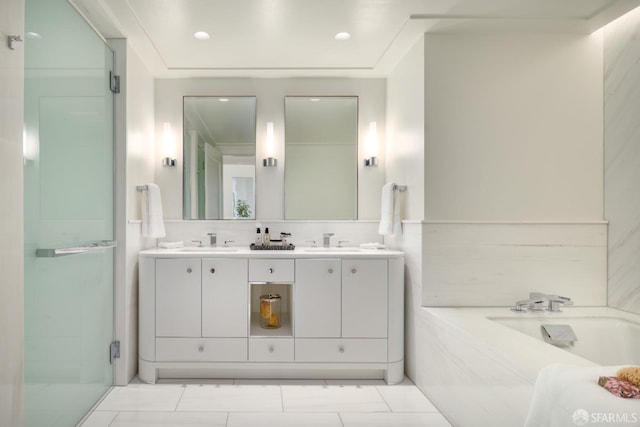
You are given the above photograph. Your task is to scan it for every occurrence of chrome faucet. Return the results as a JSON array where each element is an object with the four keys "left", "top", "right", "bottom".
[
  {"left": 207, "top": 233, "right": 217, "bottom": 247},
  {"left": 512, "top": 292, "right": 573, "bottom": 312},
  {"left": 323, "top": 233, "right": 334, "bottom": 248},
  {"left": 512, "top": 296, "right": 547, "bottom": 312},
  {"left": 530, "top": 292, "right": 573, "bottom": 312}
]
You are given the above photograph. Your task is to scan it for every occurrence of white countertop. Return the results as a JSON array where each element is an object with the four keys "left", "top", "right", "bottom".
[{"left": 139, "top": 246, "right": 404, "bottom": 258}]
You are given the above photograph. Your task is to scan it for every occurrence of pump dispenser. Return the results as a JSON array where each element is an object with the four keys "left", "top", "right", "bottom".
[
  {"left": 255, "top": 227, "right": 262, "bottom": 245},
  {"left": 263, "top": 227, "right": 271, "bottom": 246}
]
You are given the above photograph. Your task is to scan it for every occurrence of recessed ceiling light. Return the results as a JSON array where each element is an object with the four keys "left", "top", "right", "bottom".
[
  {"left": 310, "top": 98, "right": 320, "bottom": 102},
  {"left": 334, "top": 32, "right": 351, "bottom": 41},
  {"left": 194, "top": 31, "right": 210, "bottom": 40},
  {"left": 219, "top": 98, "right": 229, "bottom": 102}
]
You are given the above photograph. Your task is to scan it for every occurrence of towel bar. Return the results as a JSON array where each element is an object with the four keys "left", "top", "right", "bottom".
[
  {"left": 136, "top": 185, "right": 148, "bottom": 192},
  {"left": 393, "top": 184, "right": 407, "bottom": 192}
]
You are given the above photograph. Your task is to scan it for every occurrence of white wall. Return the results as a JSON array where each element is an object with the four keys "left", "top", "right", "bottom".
[
  {"left": 0, "top": 0, "right": 25, "bottom": 423},
  {"left": 154, "top": 78, "right": 386, "bottom": 221},
  {"left": 386, "top": 37, "right": 425, "bottom": 223},
  {"left": 425, "top": 33, "right": 604, "bottom": 221},
  {"left": 385, "top": 37, "right": 425, "bottom": 381},
  {"left": 604, "top": 7, "right": 640, "bottom": 315},
  {"left": 111, "top": 39, "right": 155, "bottom": 385},
  {"left": 420, "top": 33, "right": 607, "bottom": 307}
]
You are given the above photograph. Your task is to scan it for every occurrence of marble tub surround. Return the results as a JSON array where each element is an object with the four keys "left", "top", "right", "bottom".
[
  {"left": 604, "top": 6, "right": 640, "bottom": 316},
  {"left": 421, "top": 222, "right": 608, "bottom": 307},
  {"left": 413, "top": 307, "right": 640, "bottom": 427}
]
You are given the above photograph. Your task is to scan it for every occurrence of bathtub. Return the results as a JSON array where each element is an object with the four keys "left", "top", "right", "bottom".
[{"left": 412, "top": 307, "right": 640, "bottom": 427}]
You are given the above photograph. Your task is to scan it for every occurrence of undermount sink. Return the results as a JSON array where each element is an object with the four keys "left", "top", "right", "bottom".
[
  {"left": 304, "top": 247, "right": 360, "bottom": 252},
  {"left": 178, "top": 246, "right": 239, "bottom": 252}
]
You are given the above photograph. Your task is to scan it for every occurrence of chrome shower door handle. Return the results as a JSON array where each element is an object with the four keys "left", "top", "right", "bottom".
[{"left": 36, "top": 240, "right": 117, "bottom": 257}]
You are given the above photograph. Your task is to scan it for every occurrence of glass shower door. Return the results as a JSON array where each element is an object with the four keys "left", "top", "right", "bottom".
[{"left": 24, "top": 0, "right": 115, "bottom": 425}]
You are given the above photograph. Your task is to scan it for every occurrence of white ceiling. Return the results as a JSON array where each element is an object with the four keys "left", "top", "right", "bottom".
[{"left": 72, "top": 0, "right": 640, "bottom": 78}]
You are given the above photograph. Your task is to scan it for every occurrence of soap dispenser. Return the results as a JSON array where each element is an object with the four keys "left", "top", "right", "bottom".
[
  {"left": 263, "top": 227, "right": 271, "bottom": 246},
  {"left": 255, "top": 227, "right": 262, "bottom": 245}
]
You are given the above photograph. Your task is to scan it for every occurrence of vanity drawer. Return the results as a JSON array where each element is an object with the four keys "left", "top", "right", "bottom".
[
  {"left": 249, "top": 259, "right": 294, "bottom": 282},
  {"left": 249, "top": 338, "right": 294, "bottom": 362},
  {"left": 156, "top": 338, "right": 247, "bottom": 362},
  {"left": 295, "top": 339, "right": 387, "bottom": 363}
]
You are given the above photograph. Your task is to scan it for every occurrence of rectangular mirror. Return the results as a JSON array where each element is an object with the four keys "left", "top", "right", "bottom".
[
  {"left": 284, "top": 96, "right": 358, "bottom": 220},
  {"left": 183, "top": 96, "right": 256, "bottom": 220}
]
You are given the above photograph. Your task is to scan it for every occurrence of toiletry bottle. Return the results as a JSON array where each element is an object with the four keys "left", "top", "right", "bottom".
[
  {"left": 255, "top": 227, "right": 262, "bottom": 245},
  {"left": 263, "top": 227, "right": 271, "bottom": 246}
]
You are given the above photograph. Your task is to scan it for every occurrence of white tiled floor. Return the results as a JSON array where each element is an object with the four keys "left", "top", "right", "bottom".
[{"left": 79, "top": 377, "right": 452, "bottom": 427}]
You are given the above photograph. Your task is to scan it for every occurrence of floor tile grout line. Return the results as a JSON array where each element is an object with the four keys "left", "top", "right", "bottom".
[
  {"left": 173, "top": 384, "right": 188, "bottom": 412},
  {"left": 280, "top": 385, "right": 285, "bottom": 412},
  {"left": 373, "top": 384, "right": 394, "bottom": 413},
  {"left": 106, "top": 410, "right": 119, "bottom": 427}
]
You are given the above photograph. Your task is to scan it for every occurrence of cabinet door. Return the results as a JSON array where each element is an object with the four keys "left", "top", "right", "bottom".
[
  {"left": 342, "top": 259, "right": 388, "bottom": 338},
  {"left": 156, "top": 258, "right": 201, "bottom": 337},
  {"left": 202, "top": 258, "right": 248, "bottom": 337},
  {"left": 294, "top": 259, "right": 341, "bottom": 338}
]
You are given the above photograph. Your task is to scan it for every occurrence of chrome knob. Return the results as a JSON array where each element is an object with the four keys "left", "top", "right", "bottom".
[
  {"left": 210, "top": 268, "right": 215, "bottom": 274},
  {"left": 268, "top": 346, "right": 274, "bottom": 353},
  {"left": 198, "top": 345, "right": 204, "bottom": 353},
  {"left": 187, "top": 268, "right": 192, "bottom": 274},
  {"left": 351, "top": 268, "right": 357, "bottom": 274},
  {"left": 328, "top": 268, "right": 334, "bottom": 274},
  {"left": 268, "top": 268, "right": 274, "bottom": 274},
  {"left": 338, "top": 345, "right": 345, "bottom": 354}
]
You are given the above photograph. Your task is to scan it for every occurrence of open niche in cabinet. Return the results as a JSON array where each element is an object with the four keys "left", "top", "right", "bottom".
[{"left": 249, "top": 282, "right": 293, "bottom": 337}]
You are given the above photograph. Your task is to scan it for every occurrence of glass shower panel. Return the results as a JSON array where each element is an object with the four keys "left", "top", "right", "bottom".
[{"left": 24, "top": 0, "right": 115, "bottom": 425}]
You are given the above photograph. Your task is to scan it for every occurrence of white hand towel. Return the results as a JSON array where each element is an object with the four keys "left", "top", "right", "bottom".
[
  {"left": 141, "top": 183, "right": 166, "bottom": 238},
  {"left": 378, "top": 183, "right": 402, "bottom": 236}
]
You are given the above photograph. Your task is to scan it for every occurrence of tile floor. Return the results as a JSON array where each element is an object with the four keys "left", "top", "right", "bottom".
[{"left": 79, "top": 377, "right": 452, "bottom": 427}]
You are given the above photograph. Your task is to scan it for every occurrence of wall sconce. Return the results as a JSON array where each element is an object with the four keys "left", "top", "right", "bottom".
[
  {"left": 364, "top": 121, "right": 378, "bottom": 167},
  {"left": 263, "top": 121, "right": 277, "bottom": 167},
  {"left": 162, "top": 122, "right": 176, "bottom": 167}
]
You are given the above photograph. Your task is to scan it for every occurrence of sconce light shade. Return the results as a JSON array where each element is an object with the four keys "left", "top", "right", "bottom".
[
  {"left": 162, "top": 122, "right": 177, "bottom": 167},
  {"left": 364, "top": 121, "right": 378, "bottom": 167},
  {"left": 263, "top": 122, "right": 278, "bottom": 167}
]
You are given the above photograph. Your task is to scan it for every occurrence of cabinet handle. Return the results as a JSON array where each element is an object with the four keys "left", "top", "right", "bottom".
[
  {"left": 338, "top": 345, "right": 345, "bottom": 354},
  {"left": 328, "top": 268, "right": 334, "bottom": 274},
  {"left": 198, "top": 345, "right": 204, "bottom": 353},
  {"left": 351, "top": 268, "right": 357, "bottom": 274},
  {"left": 210, "top": 268, "right": 215, "bottom": 274},
  {"left": 268, "top": 268, "right": 274, "bottom": 274},
  {"left": 268, "top": 346, "right": 275, "bottom": 353},
  {"left": 187, "top": 267, "right": 193, "bottom": 274}
]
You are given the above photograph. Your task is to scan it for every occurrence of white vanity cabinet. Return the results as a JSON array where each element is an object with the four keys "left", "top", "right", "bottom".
[
  {"left": 155, "top": 258, "right": 201, "bottom": 337},
  {"left": 202, "top": 258, "right": 247, "bottom": 337},
  {"left": 139, "top": 249, "right": 404, "bottom": 384},
  {"left": 294, "top": 259, "right": 389, "bottom": 364},
  {"left": 294, "top": 259, "right": 341, "bottom": 338}
]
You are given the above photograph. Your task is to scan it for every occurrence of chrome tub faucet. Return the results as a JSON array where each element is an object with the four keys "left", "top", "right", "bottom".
[{"left": 512, "top": 292, "right": 573, "bottom": 312}]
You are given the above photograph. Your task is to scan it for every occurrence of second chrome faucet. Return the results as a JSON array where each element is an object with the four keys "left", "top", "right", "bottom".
[{"left": 512, "top": 292, "right": 573, "bottom": 312}]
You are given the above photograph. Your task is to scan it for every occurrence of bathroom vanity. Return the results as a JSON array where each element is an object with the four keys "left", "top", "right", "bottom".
[{"left": 138, "top": 247, "right": 404, "bottom": 384}]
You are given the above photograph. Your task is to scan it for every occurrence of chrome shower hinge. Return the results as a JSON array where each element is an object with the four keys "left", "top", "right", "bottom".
[
  {"left": 110, "top": 340, "right": 120, "bottom": 365},
  {"left": 109, "top": 72, "right": 120, "bottom": 94}
]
